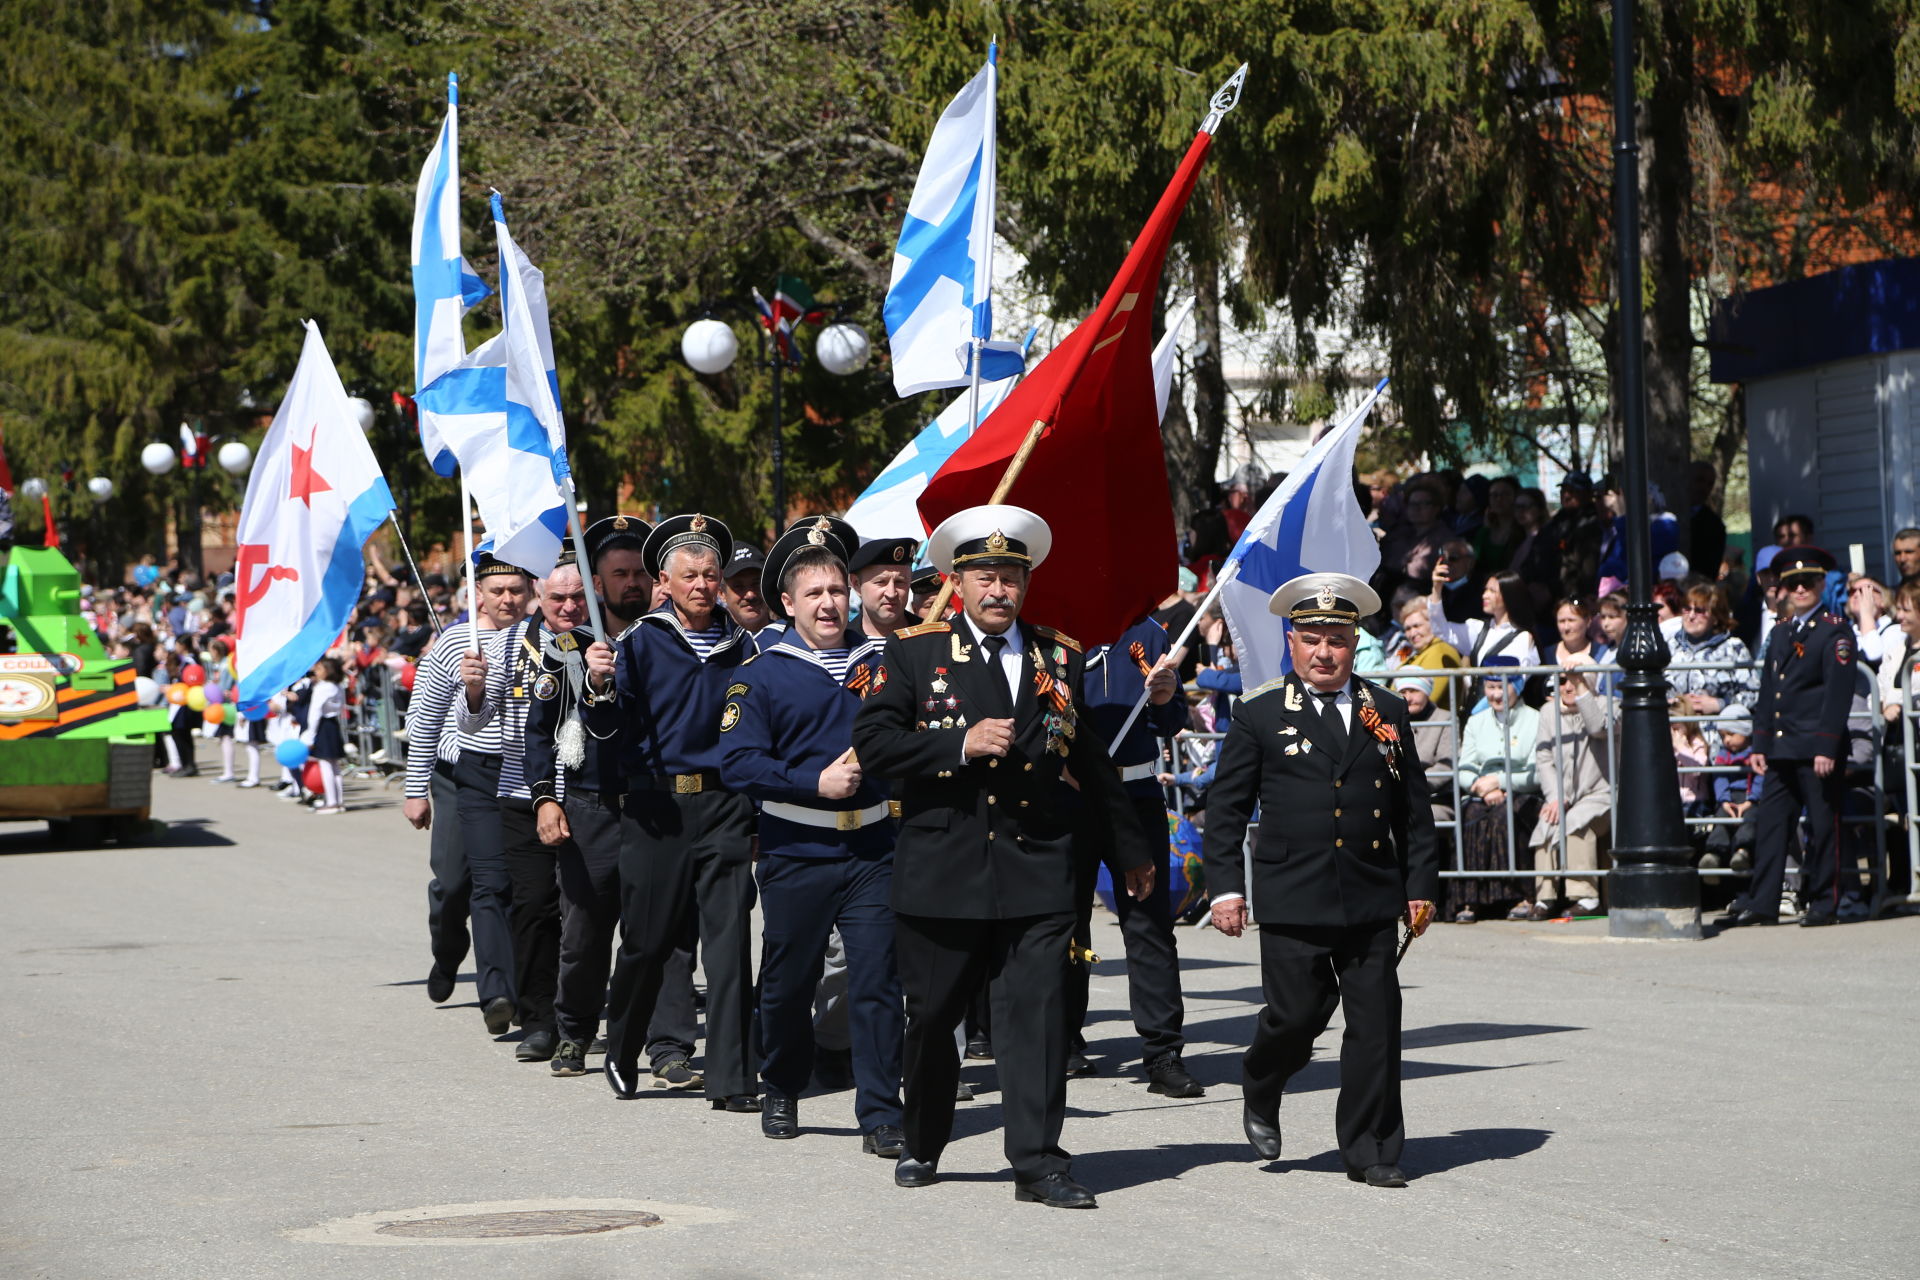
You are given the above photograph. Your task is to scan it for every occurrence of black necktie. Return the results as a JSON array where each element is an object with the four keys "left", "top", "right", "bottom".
[
  {"left": 979, "top": 634, "right": 1012, "bottom": 717},
  {"left": 1314, "top": 690, "right": 1348, "bottom": 756}
]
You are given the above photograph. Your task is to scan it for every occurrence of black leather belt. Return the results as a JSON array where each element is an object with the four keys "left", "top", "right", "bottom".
[{"left": 630, "top": 771, "right": 722, "bottom": 794}]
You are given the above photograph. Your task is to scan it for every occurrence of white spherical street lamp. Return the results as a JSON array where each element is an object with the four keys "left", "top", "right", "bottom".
[
  {"left": 86, "top": 476, "right": 114, "bottom": 504},
  {"left": 19, "top": 477, "right": 48, "bottom": 500},
  {"left": 140, "top": 442, "right": 177, "bottom": 476},
  {"left": 681, "top": 318, "right": 740, "bottom": 375},
  {"left": 217, "top": 441, "right": 254, "bottom": 475},
  {"left": 815, "top": 322, "right": 872, "bottom": 376},
  {"left": 347, "top": 396, "right": 377, "bottom": 433}
]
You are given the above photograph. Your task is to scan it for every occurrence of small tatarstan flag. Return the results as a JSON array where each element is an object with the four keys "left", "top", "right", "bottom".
[{"left": 771, "top": 275, "right": 823, "bottom": 326}]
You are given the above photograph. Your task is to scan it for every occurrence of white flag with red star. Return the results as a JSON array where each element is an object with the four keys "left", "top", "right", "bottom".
[{"left": 233, "top": 321, "right": 394, "bottom": 715}]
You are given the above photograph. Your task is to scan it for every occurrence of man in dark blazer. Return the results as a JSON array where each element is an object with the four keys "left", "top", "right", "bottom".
[
  {"left": 1719, "top": 546, "right": 1858, "bottom": 928},
  {"left": 852, "top": 504, "right": 1156, "bottom": 1209},
  {"left": 1203, "top": 571, "right": 1440, "bottom": 1188}
]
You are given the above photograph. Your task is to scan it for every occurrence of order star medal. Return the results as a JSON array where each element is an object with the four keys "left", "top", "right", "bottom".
[{"left": 931, "top": 667, "right": 948, "bottom": 695}]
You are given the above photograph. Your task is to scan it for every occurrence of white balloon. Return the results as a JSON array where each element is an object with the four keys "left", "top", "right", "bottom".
[
  {"left": 18, "top": 477, "right": 48, "bottom": 499},
  {"left": 86, "top": 476, "right": 113, "bottom": 503},
  {"left": 347, "top": 396, "right": 376, "bottom": 432},
  {"left": 815, "top": 322, "right": 871, "bottom": 376},
  {"left": 134, "top": 676, "right": 162, "bottom": 707},
  {"left": 681, "top": 318, "right": 740, "bottom": 375},
  {"left": 140, "top": 442, "right": 177, "bottom": 475},
  {"left": 217, "top": 440, "right": 254, "bottom": 475}
]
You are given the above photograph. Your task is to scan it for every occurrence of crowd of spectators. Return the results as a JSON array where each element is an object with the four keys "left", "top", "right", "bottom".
[{"left": 1166, "top": 464, "right": 1920, "bottom": 924}]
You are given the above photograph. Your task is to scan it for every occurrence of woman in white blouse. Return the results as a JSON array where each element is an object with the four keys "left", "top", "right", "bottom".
[{"left": 1428, "top": 566, "right": 1541, "bottom": 670}]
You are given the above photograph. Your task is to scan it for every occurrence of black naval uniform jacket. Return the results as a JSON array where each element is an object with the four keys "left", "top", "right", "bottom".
[
  {"left": 1752, "top": 609, "right": 1856, "bottom": 762},
  {"left": 1202, "top": 673, "right": 1440, "bottom": 928},
  {"left": 852, "top": 616, "right": 1156, "bottom": 919}
]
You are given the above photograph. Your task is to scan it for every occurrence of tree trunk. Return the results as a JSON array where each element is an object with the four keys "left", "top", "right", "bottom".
[{"left": 1639, "top": 0, "right": 1696, "bottom": 554}]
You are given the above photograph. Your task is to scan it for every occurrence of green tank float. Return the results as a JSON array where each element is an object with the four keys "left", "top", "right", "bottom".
[{"left": 0, "top": 545, "right": 174, "bottom": 842}]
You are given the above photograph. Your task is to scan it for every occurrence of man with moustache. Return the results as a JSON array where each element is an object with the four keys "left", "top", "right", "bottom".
[
  {"left": 721, "top": 517, "right": 905, "bottom": 1155},
  {"left": 853, "top": 505, "right": 1156, "bottom": 1208},
  {"left": 1203, "top": 572, "right": 1439, "bottom": 1188},
  {"left": 722, "top": 541, "right": 774, "bottom": 635},
  {"left": 584, "top": 514, "right": 761, "bottom": 1113}
]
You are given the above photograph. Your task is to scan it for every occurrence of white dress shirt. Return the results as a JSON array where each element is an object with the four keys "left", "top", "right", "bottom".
[{"left": 957, "top": 615, "right": 1025, "bottom": 761}]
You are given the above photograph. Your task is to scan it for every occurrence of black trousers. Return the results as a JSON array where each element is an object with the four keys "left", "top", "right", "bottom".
[
  {"left": 758, "top": 852, "right": 903, "bottom": 1131},
  {"left": 1066, "top": 793, "right": 1184, "bottom": 1060},
  {"left": 554, "top": 792, "right": 699, "bottom": 1060},
  {"left": 1245, "top": 920, "right": 1404, "bottom": 1173},
  {"left": 896, "top": 911, "right": 1073, "bottom": 1183},
  {"left": 1740, "top": 759, "right": 1846, "bottom": 915},
  {"left": 500, "top": 801, "right": 561, "bottom": 1035},
  {"left": 448, "top": 756, "right": 515, "bottom": 1006},
  {"left": 425, "top": 768, "right": 472, "bottom": 985},
  {"left": 604, "top": 789, "right": 756, "bottom": 1099}
]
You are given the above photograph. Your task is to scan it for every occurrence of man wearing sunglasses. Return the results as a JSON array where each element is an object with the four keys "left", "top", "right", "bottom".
[{"left": 1718, "top": 547, "right": 1857, "bottom": 929}]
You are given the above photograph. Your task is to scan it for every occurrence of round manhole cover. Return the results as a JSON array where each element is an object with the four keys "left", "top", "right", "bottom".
[{"left": 376, "top": 1209, "right": 661, "bottom": 1239}]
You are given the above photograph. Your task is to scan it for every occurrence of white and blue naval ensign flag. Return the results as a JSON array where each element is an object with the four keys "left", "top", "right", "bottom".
[
  {"left": 411, "top": 71, "right": 492, "bottom": 476},
  {"left": 1218, "top": 379, "right": 1388, "bottom": 690},
  {"left": 884, "top": 45, "right": 1025, "bottom": 397},
  {"left": 414, "top": 195, "right": 572, "bottom": 576}
]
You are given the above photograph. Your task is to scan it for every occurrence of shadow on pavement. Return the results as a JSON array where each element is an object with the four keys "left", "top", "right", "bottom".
[
  {"left": 1270, "top": 1126, "right": 1553, "bottom": 1179},
  {"left": 0, "top": 816, "right": 236, "bottom": 855}
]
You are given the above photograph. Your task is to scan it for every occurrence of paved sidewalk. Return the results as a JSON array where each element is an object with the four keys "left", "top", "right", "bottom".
[{"left": 1, "top": 763, "right": 1914, "bottom": 1279}]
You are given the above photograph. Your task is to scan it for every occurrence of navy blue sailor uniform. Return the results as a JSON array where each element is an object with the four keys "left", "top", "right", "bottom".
[
  {"left": 516, "top": 619, "right": 699, "bottom": 1068},
  {"left": 1068, "top": 617, "right": 1193, "bottom": 1067},
  {"left": 585, "top": 606, "right": 759, "bottom": 1101},
  {"left": 852, "top": 614, "right": 1156, "bottom": 1185},
  {"left": 1735, "top": 606, "right": 1858, "bottom": 919},
  {"left": 720, "top": 631, "right": 905, "bottom": 1131}
]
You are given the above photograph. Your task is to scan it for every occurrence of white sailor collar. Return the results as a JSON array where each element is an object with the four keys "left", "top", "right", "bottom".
[{"left": 762, "top": 628, "right": 884, "bottom": 676}]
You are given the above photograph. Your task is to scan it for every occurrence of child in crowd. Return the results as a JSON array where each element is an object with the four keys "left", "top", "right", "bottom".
[
  {"left": 304, "top": 658, "right": 347, "bottom": 814},
  {"left": 1670, "top": 697, "right": 1712, "bottom": 855},
  {"left": 1702, "top": 705, "right": 1759, "bottom": 871}
]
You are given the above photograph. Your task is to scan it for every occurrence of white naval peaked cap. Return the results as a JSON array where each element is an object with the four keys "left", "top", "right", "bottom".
[
  {"left": 1267, "top": 571, "right": 1381, "bottom": 623},
  {"left": 926, "top": 504, "right": 1053, "bottom": 575}
]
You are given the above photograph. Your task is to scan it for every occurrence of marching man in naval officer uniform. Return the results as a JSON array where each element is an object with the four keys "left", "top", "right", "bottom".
[
  {"left": 853, "top": 504, "right": 1157, "bottom": 1209},
  {"left": 1202, "top": 572, "right": 1439, "bottom": 1188}
]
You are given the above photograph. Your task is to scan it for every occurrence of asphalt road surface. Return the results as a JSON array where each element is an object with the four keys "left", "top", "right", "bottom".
[{"left": 3, "top": 756, "right": 1915, "bottom": 1278}]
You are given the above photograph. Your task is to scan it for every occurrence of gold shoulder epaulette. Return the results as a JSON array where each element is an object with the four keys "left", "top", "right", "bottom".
[
  {"left": 895, "top": 621, "right": 952, "bottom": 639},
  {"left": 1029, "top": 624, "right": 1082, "bottom": 653},
  {"left": 1244, "top": 676, "right": 1289, "bottom": 700}
]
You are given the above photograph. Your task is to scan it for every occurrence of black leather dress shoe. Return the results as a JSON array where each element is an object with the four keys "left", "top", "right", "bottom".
[
  {"left": 761, "top": 1094, "right": 799, "bottom": 1139},
  {"left": 1014, "top": 1172, "right": 1098, "bottom": 1208},
  {"left": 426, "top": 963, "right": 455, "bottom": 1004},
  {"left": 515, "top": 1029, "right": 556, "bottom": 1062},
  {"left": 482, "top": 996, "right": 516, "bottom": 1036},
  {"left": 710, "top": 1093, "right": 762, "bottom": 1113},
  {"left": 1243, "top": 1104, "right": 1281, "bottom": 1160},
  {"left": 605, "top": 1058, "right": 641, "bottom": 1100},
  {"left": 1801, "top": 908, "right": 1838, "bottom": 927},
  {"left": 894, "top": 1153, "right": 939, "bottom": 1188},
  {"left": 1064, "top": 1050, "right": 1097, "bottom": 1077},
  {"left": 1715, "top": 907, "right": 1777, "bottom": 929},
  {"left": 862, "top": 1124, "right": 905, "bottom": 1157},
  {"left": 965, "top": 1036, "right": 993, "bottom": 1060},
  {"left": 1146, "top": 1053, "right": 1205, "bottom": 1098},
  {"left": 1349, "top": 1163, "right": 1409, "bottom": 1187}
]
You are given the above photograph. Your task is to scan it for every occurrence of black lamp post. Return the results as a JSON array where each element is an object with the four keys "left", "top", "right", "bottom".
[{"left": 1606, "top": 0, "right": 1701, "bottom": 940}]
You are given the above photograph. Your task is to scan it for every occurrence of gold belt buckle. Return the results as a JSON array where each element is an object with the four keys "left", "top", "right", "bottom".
[
  {"left": 674, "top": 774, "right": 703, "bottom": 794},
  {"left": 835, "top": 809, "right": 860, "bottom": 832},
  {"left": 888, "top": 801, "right": 903, "bottom": 820}
]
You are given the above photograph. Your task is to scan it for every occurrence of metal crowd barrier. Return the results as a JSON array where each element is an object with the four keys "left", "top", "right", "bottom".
[
  {"left": 1165, "top": 658, "right": 1919, "bottom": 915},
  {"left": 342, "top": 663, "right": 406, "bottom": 789}
]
